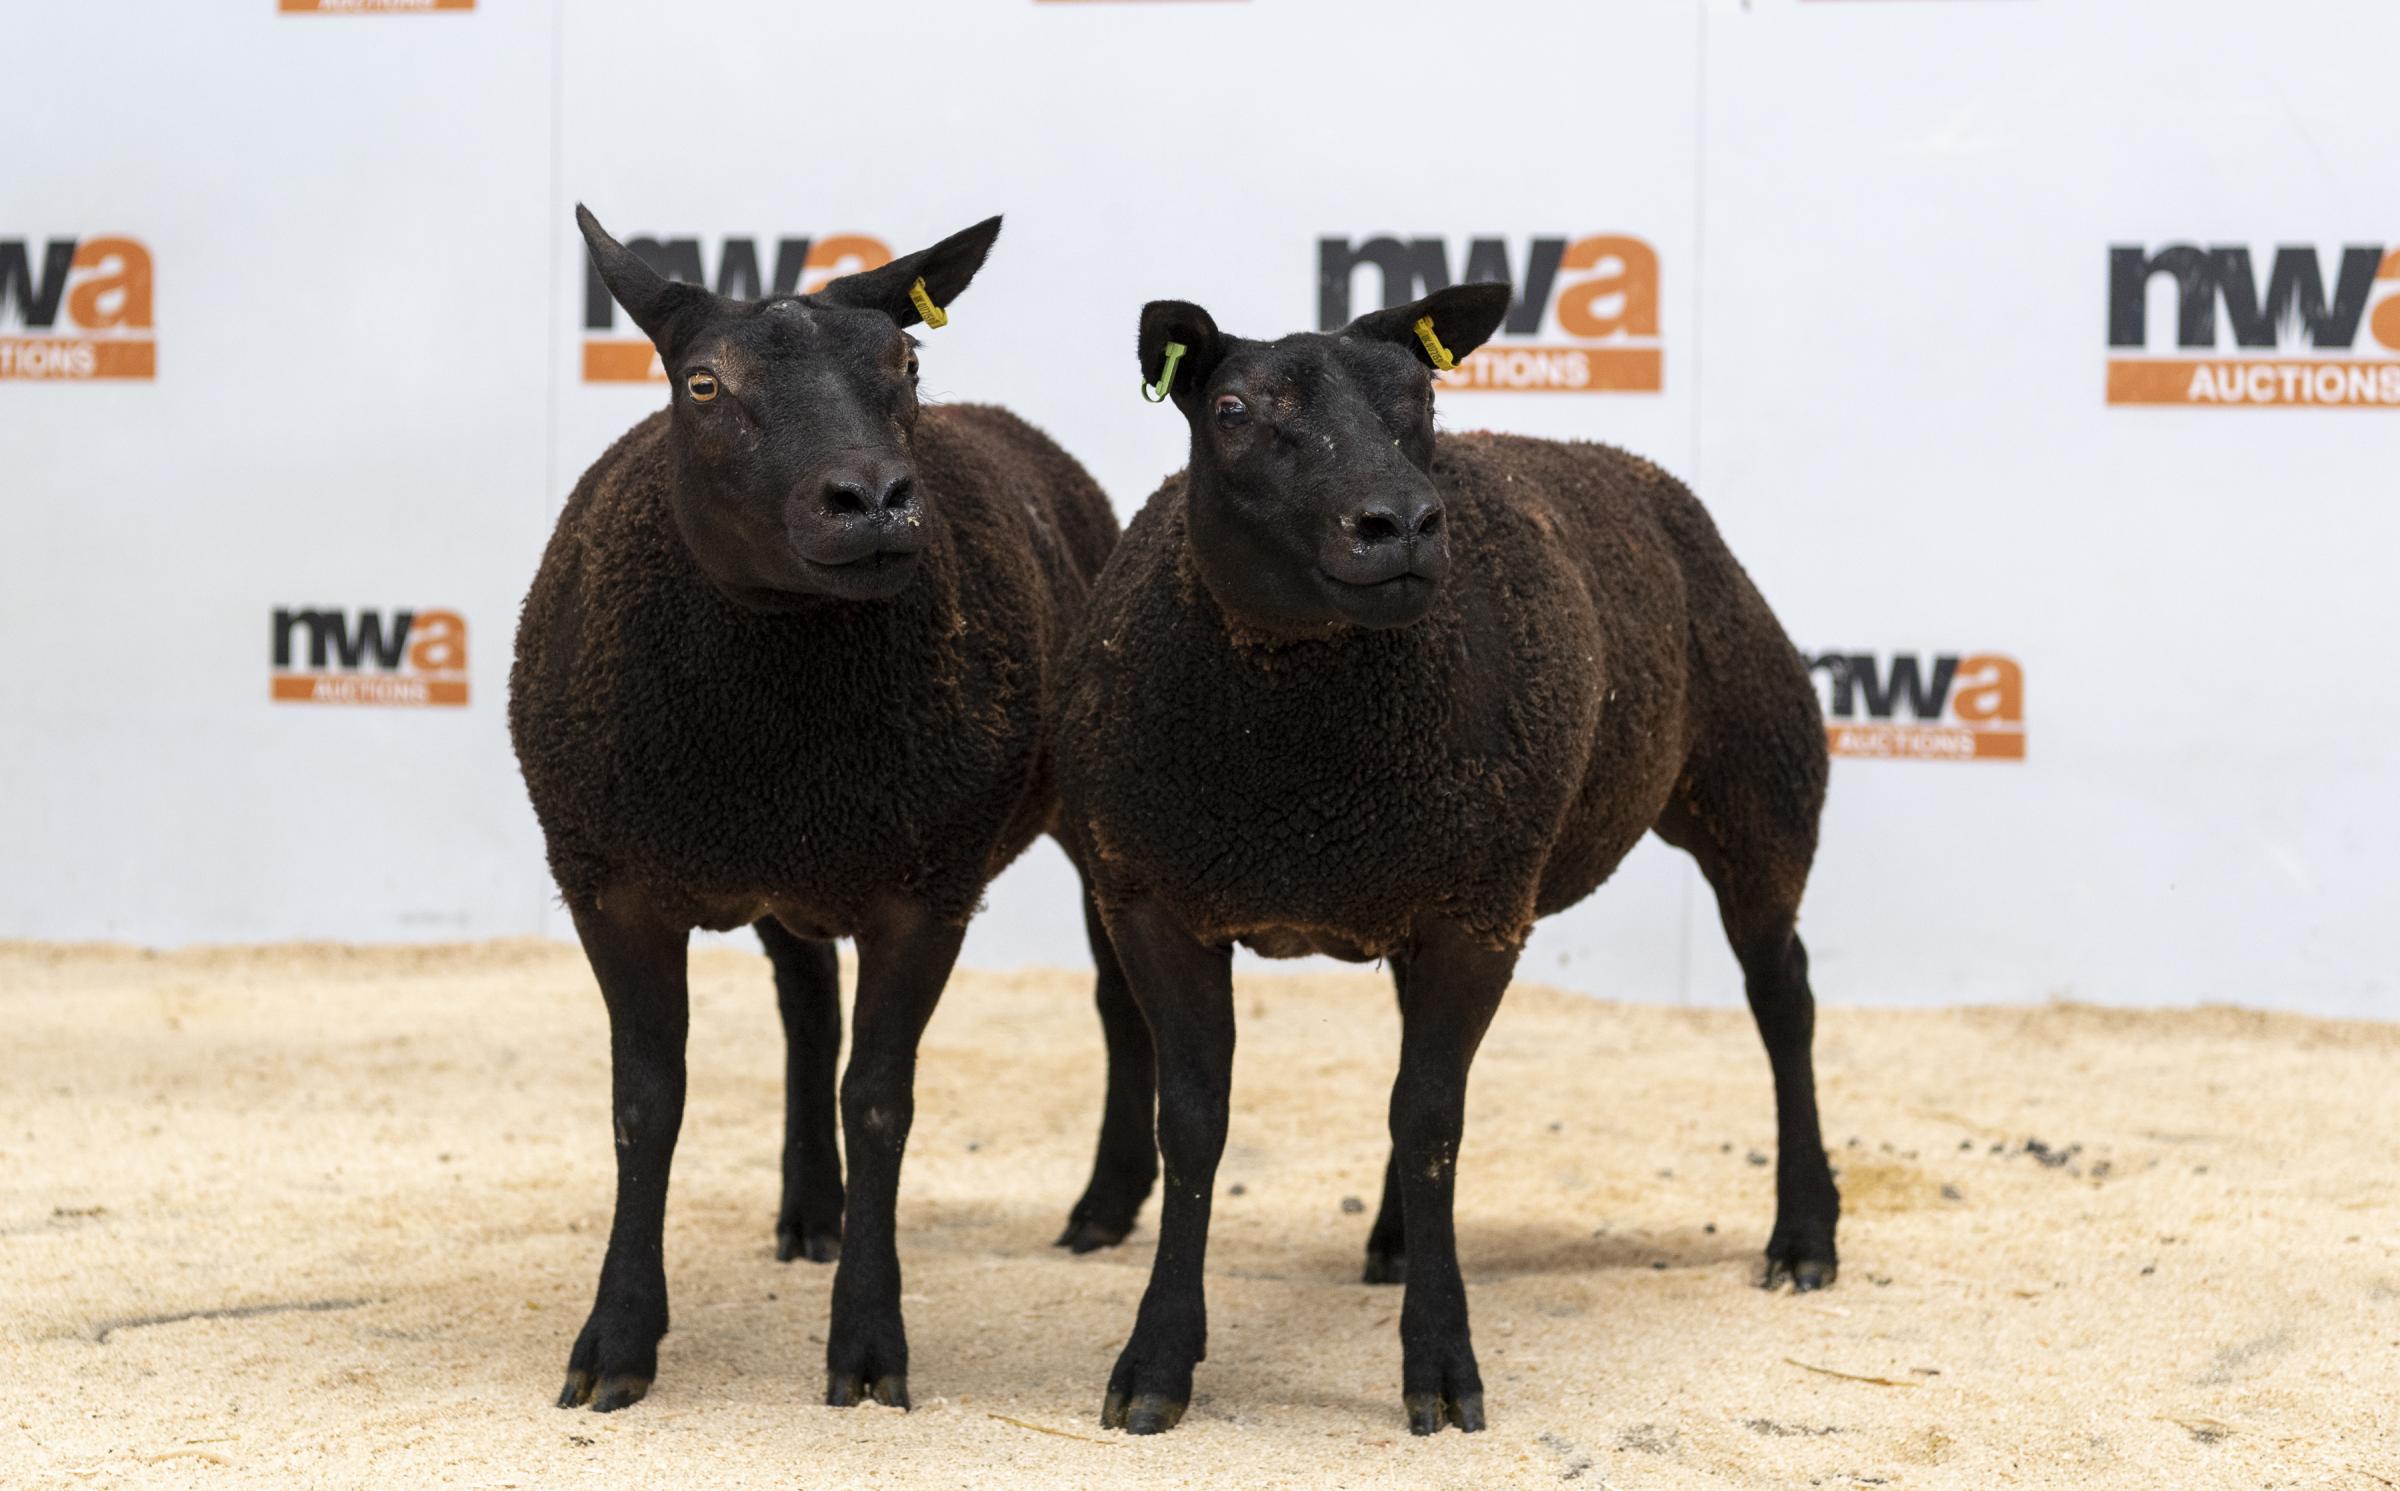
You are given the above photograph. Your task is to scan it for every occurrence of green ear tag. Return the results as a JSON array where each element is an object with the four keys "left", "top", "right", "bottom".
[{"left": 1143, "top": 340, "right": 1188, "bottom": 403}]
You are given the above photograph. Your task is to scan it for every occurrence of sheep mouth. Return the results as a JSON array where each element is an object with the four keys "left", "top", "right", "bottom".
[
  {"left": 1316, "top": 544, "right": 1451, "bottom": 592},
  {"left": 1314, "top": 568, "right": 1441, "bottom": 629},
  {"left": 1322, "top": 570, "right": 1435, "bottom": 591},
  {"left": 1317, "top": 569, "right": 1440, "bottom": 599},
  {"left": 711, "top": 549, "right": 923, "bottom": 609},
  {"left": 811, "top": 548, "right": 921, "bottom": 573},
  {"left": 793, "top": 547, "right": 924, "bottom": 600}
]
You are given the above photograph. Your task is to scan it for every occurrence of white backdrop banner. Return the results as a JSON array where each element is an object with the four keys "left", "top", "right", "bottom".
[{"left": 4, "top": 0, "right": 2394, "bottom": 1016}]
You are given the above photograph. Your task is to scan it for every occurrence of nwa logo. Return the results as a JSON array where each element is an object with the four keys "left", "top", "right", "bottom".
[
  {"left": 1318, "top": 234, "right": 1660, "bottom": 393},
  {"left": 272, "top": 608, "right": 469, "bottom": 707},
  {"left": 2107, "top": 243, "right": 2400, "bottom": 407},
  {"left": 1809, "top": 651, "right": 2023, "bottom": 762},
  {"left": 1, "top": 236, "right": 154, "bottom": 381},
  {"left": 582, "top": 232, "right": 892, "bottom": 381}
]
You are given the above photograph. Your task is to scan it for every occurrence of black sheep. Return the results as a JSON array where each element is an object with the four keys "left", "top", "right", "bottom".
[
  {"left": 1056, "top": 285, "right": 1839, "bottom": 1436},
  {"left": 510, "top": 207, "right": 1150, "bottom": 1414}
]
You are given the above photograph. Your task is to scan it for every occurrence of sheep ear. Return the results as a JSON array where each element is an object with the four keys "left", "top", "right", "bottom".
[
  {"left": 1344, "top": 281, "right": 1512, "bottom": 370},
  {"left": 818, "top": 215, "right": 1002, "bottom": 329},
  {"left": 1138, "top": 300, "right": 1229, "bottom": 407},
  {"left": 577, "top": 204, "right": 712, "bottom": 355}
]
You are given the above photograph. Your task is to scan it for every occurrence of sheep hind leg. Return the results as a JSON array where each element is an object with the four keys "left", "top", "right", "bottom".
[
  {"left": 757, "top": 918, "right": 844, "bottom": 1264},
  {"left": 1361, "top": 959, "right": 1409, "bottom": 1284},
  {"left": 558, "top": 896, "right": 691, "bottom": 1412},
  {"left": 1057, "top": 888, "right": 1159, "bottom": 1253},
  {"left": 1654, "top": 793, "right": 1840, "bottom": 1292}
]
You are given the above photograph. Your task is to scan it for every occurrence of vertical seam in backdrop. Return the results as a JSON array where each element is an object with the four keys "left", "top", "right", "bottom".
[
  {"left": 540, "top": 0, "right": 566, "bottom": 531},
  {"left": 534, "top": 0, "right": 567, "bottom": 936},
  {"left": 1678, "top": 0, "right": 1712, "bottom": 1006}
]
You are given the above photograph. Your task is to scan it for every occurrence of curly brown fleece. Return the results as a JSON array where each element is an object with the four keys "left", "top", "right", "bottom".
[
  {"left": 1057, "top": 432, "right": 1827, "bottom": 956},
  {"left": 511, "top": 402, "right": 1118, "bottom": 930}
]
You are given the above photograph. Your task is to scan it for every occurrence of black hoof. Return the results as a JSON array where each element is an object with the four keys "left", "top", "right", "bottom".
[
  {"left": 557, "top": 1368, "right": 652, "bottom": 1412},
  {"left": 825, "top": 1305, "right": 909, "bottom": 1411},
  {"left": 1362, "top": 1246, "right": 1407, "bottom": 1286},
  {"left": 1101, "top": 1333, "right": 1199, "bottom": 1435},
  {"left": 1403, "top": 1388, "right": 1485, "bottom": 1435},
  {"left": 1101, "top": 1388, "right": 1188, "bottom": 1434},
  {"left": 556, "top": 1302, "right": 663, "bottom": 1412},
  {"left": 1761, "top": 1197, "right": 1839, "bottom": 1292},
  {"left": 1761, "top": 1254, "right": 1837, "bottom": 1292},
  {"left": 777, "top": 1227, "right": 841, "bottom": 1264},
  {"left": 826, "top": 1371, "right": 909, "bottom": 1409},
  {"left": 1403, "top": 1335, "right": 1484, "bottom": 1435},
  {"left": 1055, "top": 1216, "right": 1135, "bottom": 1253}
]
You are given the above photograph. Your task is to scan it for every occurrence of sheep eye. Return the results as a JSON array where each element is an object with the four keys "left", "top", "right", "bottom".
[
  {"left": 1215, "top": 394, "right": 1249, "bottom": 428},
  {"left": 685, "top": 371, "right": 718, "bottom": 403},
  {"left": 904, "top": 352, "right": 920, "bottom": 380}
]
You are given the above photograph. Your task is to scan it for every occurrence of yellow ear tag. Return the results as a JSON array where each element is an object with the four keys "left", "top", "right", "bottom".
[
  {"left": 1413, "top": 315, "right": 1456, "bottom": 372},
  {"left": 908, "top": 277, "right": 948, "bottom": 329}
]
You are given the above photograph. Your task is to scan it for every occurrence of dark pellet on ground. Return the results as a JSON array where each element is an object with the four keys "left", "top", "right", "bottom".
[
  {"left": 1703, "top": 1223, "right": 1716, "bottom": 1234},
  {"left": 1229, "top": 1182, "right": 1247, "bottom": 1196},
  {"left": 1941, "top": 1184, "right": 1963, "bottom": 1201},
  {"left": 1745, "top": 1419, "right": 1845, "bottom": 1439},
  {"left": 1340, "top": 1196, "right": 1365, "bottom": 1215},
  {"left": 1747, "top": 1150, "right": 1769, "bottom": 1167}
]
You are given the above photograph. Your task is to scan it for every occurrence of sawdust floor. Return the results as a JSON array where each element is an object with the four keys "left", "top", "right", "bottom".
[{"left": 3, "top": 941, "right": 2395, "bottom": 1489}]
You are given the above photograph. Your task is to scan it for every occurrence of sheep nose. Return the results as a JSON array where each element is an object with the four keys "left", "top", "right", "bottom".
[
  {"left": 1350, "top": 492, "right": 1444, "bottom": 549},
  {"left": 824, "top": 471, "right": 917, "bottom": 519}
]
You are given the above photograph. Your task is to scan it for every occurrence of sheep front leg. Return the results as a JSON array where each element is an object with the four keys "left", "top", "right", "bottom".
[
  {"left": 1097, "top": 901, "right": 1234, "bottom": 1435},
  {"left": 822, "top": 895, "right": 964, "bottom": 1410},
  {"left": 1388, "top": 921, "right": 1516, "bottom": 1435},
  {"left": 559, "top": 897, "right": 691, "bottom": 1412}
]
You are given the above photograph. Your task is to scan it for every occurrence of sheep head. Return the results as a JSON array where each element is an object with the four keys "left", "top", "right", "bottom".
[
  {"left": 577, "top": 205, "right": 1002, "bottom": 608},
  {"left": 1136, "top": 283, "right": 1509, "bottom": 636}
]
